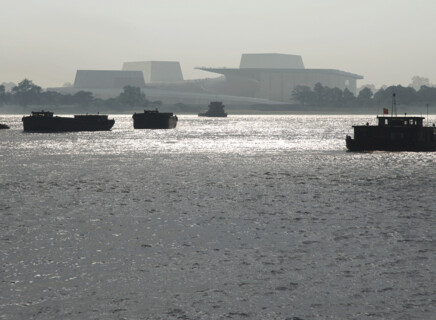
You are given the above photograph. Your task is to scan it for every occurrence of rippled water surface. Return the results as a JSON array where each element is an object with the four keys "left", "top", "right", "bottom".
[{"left": 1, "top": 115, "right": 435, "bottom": 319}]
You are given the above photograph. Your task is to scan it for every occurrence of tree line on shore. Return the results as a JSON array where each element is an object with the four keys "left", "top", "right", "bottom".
[
  {"left": 0, "top": 79, "right": 161, "bottom": 112},
  {"left": 291, "top": 83, "right": 436, "bottom": 110},
  {"left": 2, "top": 78, "right": 436, "bottom": 113}
]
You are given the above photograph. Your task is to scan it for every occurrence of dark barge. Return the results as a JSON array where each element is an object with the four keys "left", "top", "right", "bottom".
[
  {"left": 132, "top": 109, "right": 178, "bottom": 129},
  {"left": 346, "top": 94, "right": 436, "bottom": 151},
  {"left": 22, "top": 111, "right": 115, "bottom": 132}
]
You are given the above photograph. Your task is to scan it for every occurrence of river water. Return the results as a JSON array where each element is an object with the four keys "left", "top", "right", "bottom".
[{"left": 1, "top": 114, "right": 435, "bottom": 319}]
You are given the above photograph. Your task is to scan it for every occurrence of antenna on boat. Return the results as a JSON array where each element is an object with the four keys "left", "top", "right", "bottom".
[
  {"left": 376, "top": 96, "right": 380, "bottom": 116},
  {"left": 391, "top": 92, "right": 397, "bottom": 117},
  {"left": 427, "top": 103, "right": 429, "bottom": 126}
]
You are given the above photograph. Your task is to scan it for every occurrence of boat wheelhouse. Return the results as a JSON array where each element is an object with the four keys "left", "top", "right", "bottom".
[{"left": 198, "top": 101, "right": 228, "bottom": 117}]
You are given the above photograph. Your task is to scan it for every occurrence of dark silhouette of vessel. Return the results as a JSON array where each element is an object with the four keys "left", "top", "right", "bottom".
[
  {"left": 0, "top": 123, "right": 9, "bottom": 129},
  {"left": 22, "top": 111, "right": 115, "bottom": 132},
  {"left": 132, "top": 109, "right": 178, "bottom": 129},
  {"left": 346, "top": 94, "right": 436, "bottom": 151},
  {"left": 198, "top": 101, "right": 228, "bottom": 117}
]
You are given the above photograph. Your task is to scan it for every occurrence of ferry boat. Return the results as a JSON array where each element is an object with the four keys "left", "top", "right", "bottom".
[
  {"left": 198, "top": 101, "right": 228, "bottom": 117},
  {"left": 22, "top": 111, "right": 115, "bottom": 132},
  {"left": 132, "top": 109, "right": 178, "bottom": 129},
  {"left": 346, "top": 94, "right": 436, "bottom": 151}
]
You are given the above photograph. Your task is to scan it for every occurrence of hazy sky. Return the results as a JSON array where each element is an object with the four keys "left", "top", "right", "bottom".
[{"left": 2, "top": 0, "right": 436, "bottom": 89}]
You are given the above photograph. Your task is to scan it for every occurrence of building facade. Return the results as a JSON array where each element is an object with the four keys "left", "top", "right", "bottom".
[
  {"left": 73, "top": 70, "right": 146, "bottom": 89},
  {"left": 197, "top": 53, "right": 363, "bottom": 102},
  {"left": 122, "top": 61, "right": 184, "bottom": 83},
  {"left": 52, "top": 53, "right": 362, "bottom": 106}
]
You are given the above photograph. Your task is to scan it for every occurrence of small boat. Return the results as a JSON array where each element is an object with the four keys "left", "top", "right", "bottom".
[
  {"left": 0, "top": 123, "right": 9, "bottom": 129},
  {"left": 198, "top": 101, "right": 228, "bottom": 117},
  {"left": 346, "top": 93, "right": 436, "bottom": 151},
  {"left": 22, "top": 111, "right": 115, "bottom": 132},
  {"left": 132, "top": 109, "right": 178, "bottom": 129}
]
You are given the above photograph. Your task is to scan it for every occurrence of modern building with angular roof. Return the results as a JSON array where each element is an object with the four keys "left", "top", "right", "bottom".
[
  {"left": 73, "top": 70, "right": 146, "bottom": 89},
  {"left": 50, "top": 53, "right": 363, "bottom": 107},
  {"left": 122, "top": 61, "right": 183, "bottom": 83},
  {"left": 197, "top": 53, "right": 363, "bottom": 102}
]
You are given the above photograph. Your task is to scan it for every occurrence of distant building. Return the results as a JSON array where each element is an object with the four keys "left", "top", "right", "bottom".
[
  {"left": 196, "top": 53, "right": 363, "bottom": 102},
  {"left": 239, "top": 53, "right": 305, "bottom": 69},
  {"left": 73, "top": 70, "right": 146, "bottom": 89},
  {"left": 122, "top": 61, "right": 184, "bottom": 83},
  {"left": 49, "top": 53, "right": 363, "bottom": 107}
]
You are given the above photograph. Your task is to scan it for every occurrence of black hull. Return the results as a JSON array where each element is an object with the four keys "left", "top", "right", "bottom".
[
  {"left": 346, "top": 136, "right": 436, "bottom": 152},
  {"left": 133, "top": 114, "right": 177, "bottom": 129},
  {"left": 22, "top": 117, "right": 114, "bottom": 132}
]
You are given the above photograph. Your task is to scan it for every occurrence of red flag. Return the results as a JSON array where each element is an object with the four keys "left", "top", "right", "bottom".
[{"left": 383, "top": 108, "right": 389, "bottom": 114}]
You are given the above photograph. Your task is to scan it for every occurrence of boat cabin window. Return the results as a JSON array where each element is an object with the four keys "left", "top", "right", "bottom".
[
  {"left": 32, "top": 111, "right": 53, "bottom": 117},
  {"left": 378, "top": 116, "right": 424, "bottom": 127}
]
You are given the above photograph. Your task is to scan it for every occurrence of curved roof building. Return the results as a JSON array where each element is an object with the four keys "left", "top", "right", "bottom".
[
  {"left": 197, "top": 53, "right": 363, "bottom": 102},
  {"left": 51, "top": 53, "right": 363, "bottom": 107},
  {"left": 122, "top": 61, "right": 184, "bottom": 83},
  {"left": 239, "top": 53, "right": 305, "bottom": 69},
  {"left": 73, "top": 70, "right": 146, "bottom": 89}
]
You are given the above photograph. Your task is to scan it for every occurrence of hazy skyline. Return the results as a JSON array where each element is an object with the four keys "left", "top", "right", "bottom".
[{"left": 2, "top": 0, "right": 436, "bottom": 89}]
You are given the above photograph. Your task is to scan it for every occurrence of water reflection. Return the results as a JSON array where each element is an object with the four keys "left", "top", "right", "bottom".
[{"left": 6, "top": 115, "right": 366, "bottom": 156}]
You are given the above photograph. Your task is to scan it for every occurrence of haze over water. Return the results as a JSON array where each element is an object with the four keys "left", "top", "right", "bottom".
[
  {"left": 2, "top": 0, "right": 436, "bottom": 88},
  {"left": 1, "top": 115, "right": 435, "bottom": 319}
]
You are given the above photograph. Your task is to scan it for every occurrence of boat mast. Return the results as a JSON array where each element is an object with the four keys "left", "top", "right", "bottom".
[
  {"left": 391, "top": 92, "right": 397, "bottom": 117},
  {"left": 427, "top": 103, "right": 429, "bottom": 126}
]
